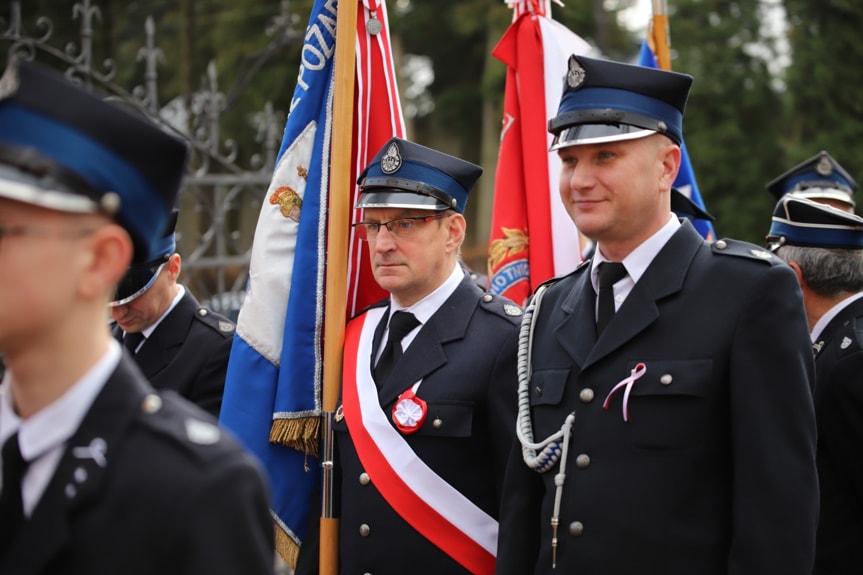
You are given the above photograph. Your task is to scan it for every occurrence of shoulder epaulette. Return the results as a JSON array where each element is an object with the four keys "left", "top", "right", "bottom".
[
  {"left": 478, "top": 292, "right": 523, "bottom": 320},
  {"left": 193, "top": 307, "right": 236, "bottom": 337},
  {"left": 711, "top": 238, "right": 782, "bottom": 265}
]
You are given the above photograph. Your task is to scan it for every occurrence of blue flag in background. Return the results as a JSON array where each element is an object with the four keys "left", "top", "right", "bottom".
[
  {"left": 639, "top": 41, "right": 715, "bottom": 241},
  {"left": 219, "top": 0, "right": 337, "bottom": 565}
]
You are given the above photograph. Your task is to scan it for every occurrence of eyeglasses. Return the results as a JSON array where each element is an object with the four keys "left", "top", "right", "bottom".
[{"left": 352, "top": 214, "right": 447, "bottom": 241}]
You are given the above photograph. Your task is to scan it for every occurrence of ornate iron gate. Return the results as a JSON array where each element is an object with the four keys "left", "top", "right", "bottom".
[{"left": 1, "top": 0, "right": 303, "bottom": 318}]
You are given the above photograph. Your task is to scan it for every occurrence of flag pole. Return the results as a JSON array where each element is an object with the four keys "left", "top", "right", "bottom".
[
  {"left": 320, "top": 0, "right": 359, "bottom": 573},
  {"left": 651, "top": 0, "right": 671, "bottom": 70}
]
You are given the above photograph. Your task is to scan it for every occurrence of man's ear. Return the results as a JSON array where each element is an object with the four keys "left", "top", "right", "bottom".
[
  {"left": 445, "top": 213, "right": 466, "bottom": 252},
  {"left": 166, "top": 253, "right": 182, "bottom": 281},
  {"left": 78, "top": 224, "right": 133, "bottom": 300},
  {"left": 787, "top": 260, "right": 806, "bottom": 287},
  {"left": 658, "top": 142, "right": 682, "bottom": 191}
]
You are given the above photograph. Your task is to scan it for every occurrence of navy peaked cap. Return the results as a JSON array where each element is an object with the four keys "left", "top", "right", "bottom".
[
  {"left": 766, "top": 150, "right": 856, "bottom": 208},
  {"left": 111, "top": 209, "right": 180, "bottom": 306},
  {"left": 549, "top": 54, "right": 693, "bottom": 149},
  {"left": 766, "top": 196, "right": 863, "bottom": 251},
  {"left": 0, "top": 59, "right": 187, "bottom": 263},
  {"left": 356, "top": 137, "right": 482, "bottom": 214}
]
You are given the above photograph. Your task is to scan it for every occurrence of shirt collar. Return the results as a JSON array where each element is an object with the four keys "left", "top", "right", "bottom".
[
  {"left": 591, "top": 213, "right": 680, "bottom": 292},
  {"left": 811, "top": 291, "right": 863, "bottom": 342},
  {"left": 1, "top": 340, "right": 121, "bottom": 463},
  {"left": 391, "top": 263, "right": 464, "bottom": 325}
]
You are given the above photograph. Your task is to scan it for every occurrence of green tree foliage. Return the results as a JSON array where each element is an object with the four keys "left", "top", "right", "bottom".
[
  {"left": 783, "top": 0, "right": 863, "bottom": 192},
  {"left": 670, "top": 0, "right": 786, "bottom": 242}
]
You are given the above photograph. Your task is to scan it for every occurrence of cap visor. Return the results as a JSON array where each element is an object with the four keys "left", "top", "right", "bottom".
[
  {"left": 550, "top": 125, "right": 656, "bottom": 151},
  {"left": 356, "top": 190, "right": 448, "bottom": 211},
  {"left": 110, "top": 260, "right": 166, "bottom": 306},
  {"left": 0, "top": 164, "right": 98, "bottom": 213}
]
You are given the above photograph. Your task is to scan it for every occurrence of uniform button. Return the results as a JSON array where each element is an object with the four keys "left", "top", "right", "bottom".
[
  {"left": 535, "top": 386, "right": 542, "bottom": 397},
  {"left": 569, "top": 521, "right": 584, "bottom": 536},
  {"left": 715, "top": 239, "right": 727, "bottom": 250},
  {"left": 432, "top": 418, "right": 443, "bottom": 429},
  {"left": 660, "top": 373, "right": 673, "bottom": 385},
  {"left": 359, "top": 472, "right": 370, "bottom": 485},
  {"left": 359, "top": 524, "right": 371, "bottom": 537},
  {"left": 575, "top": 454, "right": 590, "bottom": 469},
  {"left": 579, "top": 388, "right": 594, "bottom": 403},
  {"left": 141, "top": 394, "right": 162, "bottom": 414},
  {"left": 198, "top": 308, "right": 208, "bottom": 316}
]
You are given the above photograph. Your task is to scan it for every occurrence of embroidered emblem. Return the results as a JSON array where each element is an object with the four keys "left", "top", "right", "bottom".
[
  {"left": 185, "top": 419, "right": 221, "bottom": 445},
  {"left": 841, "top": 336, "right": 853, "bottom": 349},
  {"left": 566, "top": 55, "right": 586, "bottom": 89},
  {"left": 380, "top": 142, "right": 402, "bottom": 174},
  {"left": 816, "top": 155, "right": 833, "bottom": 176},
  {"left": 297, "top": 165, "right": 308, "bottom": 180},
  {"left": 269, "top": 185, "right": 303, "bottom": 222},
  {"left": 749, "top": 249, "right": 773, "bottom": 259},
  {"left": 72, "top": 438, "right": 108, "bottom": 467},
  {"left": 219, "top": 320, "right": 235, "bottom": 333},
  {"left": 813, "top": 340, "right": 824, "bottom": 354},
  {"left": 489, "top": 227, "right": 529, "bottom": 269},
  {"left": 504, "top": 304, "right": 523, "bottom": 317}
]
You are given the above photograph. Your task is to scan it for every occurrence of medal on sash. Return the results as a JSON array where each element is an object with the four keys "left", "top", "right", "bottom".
[{"left": 392, "top": 382, "right": 427, "bottom": 434}]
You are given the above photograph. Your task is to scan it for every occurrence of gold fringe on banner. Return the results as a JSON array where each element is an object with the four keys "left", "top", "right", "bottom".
[
  {"left": 270, "top": 416, "right": 321, "bottom": 458},
  {"left": 275, "top": 524, "right": 300, "bottom": 569}
]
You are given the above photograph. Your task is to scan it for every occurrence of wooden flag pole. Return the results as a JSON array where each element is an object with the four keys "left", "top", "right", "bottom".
[
  {"left": 651, "top": 0, "right": 672, "bottom": 70},
  {"left": 320, "top": 0, "right": 359, "bottom": 573}
]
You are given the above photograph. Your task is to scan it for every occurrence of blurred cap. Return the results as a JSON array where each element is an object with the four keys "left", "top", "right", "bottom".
[
  {"left": 0, "top": 58, "right": 187, "bottom": 262},
  {"left": 548, "top": 54, "right": 693, "bottom": 150},
  {"left": 671, "top": 188, "right": 715, "bottom": 222},
  {"left": 356, "top": 137, "right": 482, "bottom": 215},
  {"left": 110, "top": 209, "right": 178, "bottom": 306},
  {"left": 765, "top": 150, "right": 856, "bottom": 209},
  {"left": 766, "top": 196, "right": 863, "bottom": 252}
]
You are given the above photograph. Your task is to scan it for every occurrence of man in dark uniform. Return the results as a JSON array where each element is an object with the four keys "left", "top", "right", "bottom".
[
  {"left": 0, "top": 59, "right": 274, "bottom": 574},
  {"left": 110, "top": 209, "right": 235, "bottom": 417},
  {"left": 766, "top": 150, "right": 857, "bottom": 213},
  {"left": 767, "top": 197, "right": 863, "bottom": 574},
  {"left": 295, "top": 137, "right": 522, "bottom": 574},
  {"left": 496, "top": 54, "right": 818, "bottom": 574}
]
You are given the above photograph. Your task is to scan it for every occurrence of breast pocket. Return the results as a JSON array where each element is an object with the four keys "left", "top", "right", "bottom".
[
  {"left": 414, "top": 401, "right": 474, "bottom": 438},
  {"left": 622, "top": 359, "right": 713, "bottom": 451}
]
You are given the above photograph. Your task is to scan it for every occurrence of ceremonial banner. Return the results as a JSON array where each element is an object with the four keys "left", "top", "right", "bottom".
[
  {"left": 219, "top": 0, "right": 404, "bottom": 565},
  {"left": 488, "top": 1, "right": 591, "bottom": 304}
]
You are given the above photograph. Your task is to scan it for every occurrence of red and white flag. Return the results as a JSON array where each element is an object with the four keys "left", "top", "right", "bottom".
[{"left": 487, "top": 1, "right": 591, "bottom": 304}]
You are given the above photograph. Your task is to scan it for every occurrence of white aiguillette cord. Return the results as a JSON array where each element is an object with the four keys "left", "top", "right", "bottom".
[{"left": 514, "top": 283, "right": 575, "bottom": 568}]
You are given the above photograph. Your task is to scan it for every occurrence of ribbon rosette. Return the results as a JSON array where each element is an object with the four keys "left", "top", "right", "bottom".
[{"left": 392, "top": 388, "right": 428, "bottom": 434}]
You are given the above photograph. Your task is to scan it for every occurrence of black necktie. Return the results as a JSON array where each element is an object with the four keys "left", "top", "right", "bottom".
[
  {"left": 0, "top": 432, "right": 30, "bottom": 559},
  {"left": 375, "top": 311, "right": 420, "bottom": 386},
  {"left": 124, "top": 331, "right": 146, "bottom": 354},
  {"left": 596, "top": 262, "right": 627, "bottom": 335}
]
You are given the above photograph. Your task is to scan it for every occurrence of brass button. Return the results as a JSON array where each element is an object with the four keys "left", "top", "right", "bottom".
[
  {"left": 579, "top": 388, "right": 594, "bottom": 403},
  {"left": 575, "top": 454, "right": 590, "bottom": 469},
  {"left": 660, "top": 374, "right": 672, "bottom": 385},
  {"left": 432, "top": 418, "right": 443, "bottom": 429},
  {"left": 359, "top": 472, "right": 370, "bottom": 486},
  {"left": 359, "top": 524, "right": 371, "bottom": 537},
  {"left": 569, "top": 521, "right": 584, "bottom": 536}
]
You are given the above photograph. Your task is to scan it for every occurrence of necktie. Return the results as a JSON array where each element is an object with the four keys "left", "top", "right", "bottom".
[
  {"left": 0, "top": 432, "right": 29, "bottom": 559},
  {"left": 375, "top": 311, "right": 420, "bottom": 386},
  {"left": 124, "top": 331, "right": 146, "bottom": 354},
  {"left": 596, "top": 262, "right": 627, "bottom": 335}
]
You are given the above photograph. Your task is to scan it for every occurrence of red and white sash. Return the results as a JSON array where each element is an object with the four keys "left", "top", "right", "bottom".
[{"left": 342, "top": 308, "right": 497, "bottom": 574}]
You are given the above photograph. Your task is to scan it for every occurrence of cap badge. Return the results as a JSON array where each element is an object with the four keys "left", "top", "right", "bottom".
[
  {"left": 566, "top": 56, "right": 586, "bottom": 89},
  {"left": 816, "top": 155, "right": 833, "bottom": 177},
  {"left": 380, "top": 142, "right": 402, "bottom": 174}
]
